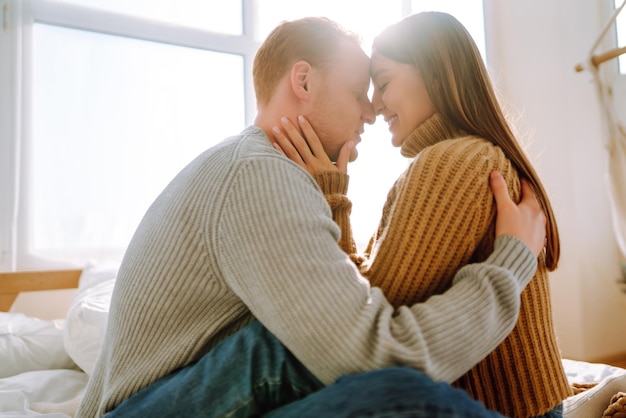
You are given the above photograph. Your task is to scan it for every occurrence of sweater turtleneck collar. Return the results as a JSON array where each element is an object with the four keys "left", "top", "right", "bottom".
[{"left": 400, "top": 113, "right": 468, "bottom": 158}]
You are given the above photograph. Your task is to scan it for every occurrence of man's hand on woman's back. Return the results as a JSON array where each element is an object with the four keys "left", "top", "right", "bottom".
[{"left": 490, "top": 171, "right": 546, "bottom": 257}]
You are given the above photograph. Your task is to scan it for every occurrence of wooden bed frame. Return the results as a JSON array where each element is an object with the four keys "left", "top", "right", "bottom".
[
  {"left": 2, "top": 268, "right": 626, "bottom": 370},
  {"left": 0, "top": 269, "right": 82, "bottom": 312}
]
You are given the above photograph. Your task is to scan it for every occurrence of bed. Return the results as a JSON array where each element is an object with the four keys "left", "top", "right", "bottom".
[{"left": 1, "top": 266, "right": 625, "bottom": 418}]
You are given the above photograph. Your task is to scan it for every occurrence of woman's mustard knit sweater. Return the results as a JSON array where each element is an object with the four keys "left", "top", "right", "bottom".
[{"left": 318, "top": 114, "right": 572, "bottom": 417}]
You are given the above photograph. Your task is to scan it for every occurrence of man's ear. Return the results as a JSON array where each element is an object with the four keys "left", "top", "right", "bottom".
[{"left": 290, "top": 61, "right": 312, "bottom": 101}]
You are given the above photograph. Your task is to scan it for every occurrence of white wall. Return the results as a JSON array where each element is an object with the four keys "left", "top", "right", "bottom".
[{"left": 485, "top": 0, "right": 626, "bottom": 361}]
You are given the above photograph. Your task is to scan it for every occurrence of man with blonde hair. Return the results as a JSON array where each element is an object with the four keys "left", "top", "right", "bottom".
[{"left": 78, "top": 17, "right": 545, "bottom": 417}]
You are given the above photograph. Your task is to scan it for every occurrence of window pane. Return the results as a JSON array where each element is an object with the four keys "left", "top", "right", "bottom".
[
  {"left": 49, "top": 0, "right": 242, "bottom": 35},
  {"left": 31, "top": 23, "right": 245, "bottom": 261}
]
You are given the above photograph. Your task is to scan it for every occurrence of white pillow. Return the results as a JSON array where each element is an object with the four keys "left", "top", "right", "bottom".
[
  {"left": 63, "top": 263, "right": 118, "bottom": 376},
  {"left": 0, "top": 312, "right": 76, "bottom": 378}
]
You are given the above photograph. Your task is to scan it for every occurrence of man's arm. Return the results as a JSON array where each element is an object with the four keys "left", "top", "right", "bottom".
[{"left": 216, "top": 157, "right": 541, "bottom": 384}]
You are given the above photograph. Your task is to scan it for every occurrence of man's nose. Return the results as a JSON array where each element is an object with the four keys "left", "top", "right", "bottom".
[
  {"left": 371, "top": 92, "right": 385, "bottom": 116},
  {"left": 362, "top": 101, "right": 375, "bottom": 125}
]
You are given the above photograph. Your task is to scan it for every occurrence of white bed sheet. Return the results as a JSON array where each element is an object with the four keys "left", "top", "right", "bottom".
[
  {"left": 563, "top": 358, "right": 626, "bottom": 384},
  {"left": 10, "top": 264, "right": 625, "bottom": 417},
  {"left": 0, "top": 369, "right": 87, "bottom": 418},
  {"left": 0, "top": 358, "right": 623, "bottom": 417},
  {"left": 563, "top": 358, "right": 626, "bottom": 418},
  {"left": 3, "top": 269, "right": 626, "bottom": 418}
]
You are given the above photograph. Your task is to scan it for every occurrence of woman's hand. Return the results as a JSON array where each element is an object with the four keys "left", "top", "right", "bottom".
[{"left": 272, "top": 115, "right": 353, "bottom": 175}]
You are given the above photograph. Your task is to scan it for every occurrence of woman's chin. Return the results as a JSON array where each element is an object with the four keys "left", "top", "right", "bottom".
[{"left": 391, "top": 135, "right": 404, "bottom": 147}]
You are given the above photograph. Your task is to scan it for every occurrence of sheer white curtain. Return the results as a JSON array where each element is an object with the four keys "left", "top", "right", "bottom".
[
  {"left": 592, "top": 69, "right": 626, "bottom": 262},
  {"left": 612, "top": 2, "right": 626, "bottom": 284},
  {"left": 588, "top": 1, "right": 626, "bottom": 268}
]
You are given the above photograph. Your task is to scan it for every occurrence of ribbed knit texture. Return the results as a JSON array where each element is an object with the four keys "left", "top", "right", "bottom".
[
  {"left": 320, "top": 114, "right": 571, "bottom": 417},
  {"left": 76, "top": 125, "right": 539, "bottom": 417}
]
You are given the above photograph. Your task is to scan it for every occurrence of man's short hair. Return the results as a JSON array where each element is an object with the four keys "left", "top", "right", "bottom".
[{"left": 253, "top": 17, "right": 361, "bottom": 107}]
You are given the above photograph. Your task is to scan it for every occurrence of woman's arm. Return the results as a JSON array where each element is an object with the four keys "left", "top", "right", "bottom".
[{"left": 272, "top": 116, "right": 361, "bottom": 258}]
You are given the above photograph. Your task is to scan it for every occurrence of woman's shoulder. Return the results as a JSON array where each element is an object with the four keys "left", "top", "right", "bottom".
[
  {"left": 430, "top": 135, "right": 501, "bottom": 154},
  {"left": 419, "top": 135, "right": 507, "bottom": 164},
  {"left": 411, "top": 136, "right": 516, "bottom": 186}
]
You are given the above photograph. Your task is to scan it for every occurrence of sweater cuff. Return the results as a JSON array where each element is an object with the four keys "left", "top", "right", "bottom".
[
  {"left": 486, "top": 235, "right": 538, "bottom": 289},
  {"left": 313, "top": 172, "right": 349, "bottom": 195}
]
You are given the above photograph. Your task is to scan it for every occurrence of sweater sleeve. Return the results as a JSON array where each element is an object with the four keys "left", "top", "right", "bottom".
[
  {"left": 312, "top": 171, "right": 359, "bottom": 258},
  {"left": 361, "top": 138, "right": 518, "bottom": 307},
  {"left": 215, "top": 155, "right": 536, "bottom": 385}
]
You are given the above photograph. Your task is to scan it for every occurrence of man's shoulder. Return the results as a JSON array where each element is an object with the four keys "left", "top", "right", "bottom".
[
  {"left": 215, "top": 126, "right": 320, "bottom": 188},
  {"left": 207, "top": 125, "right": 267, "bottom": 155},
  {"left": 189, "top": 126, "right": 277, "bottom": 170},
  {"left": 235, "top": 127, "right": 315, "bottom": 175},
  {"left": 178, "top": 126, "right": 319, "bottom": 201},
  {"left": 235, "top": 126, "right": 277, "bottom": 158}
]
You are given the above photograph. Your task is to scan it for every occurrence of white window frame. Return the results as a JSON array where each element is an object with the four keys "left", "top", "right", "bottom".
[{"left": 0, "top": 0, "right": 260, "bottom": 271}]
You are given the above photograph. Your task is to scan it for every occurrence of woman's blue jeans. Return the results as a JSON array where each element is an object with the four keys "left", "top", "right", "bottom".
[{"left": 105, "top": 321, "right": 560, "bottom": 417}]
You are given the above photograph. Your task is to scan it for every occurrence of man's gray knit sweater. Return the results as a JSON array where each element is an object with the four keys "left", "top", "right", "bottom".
[{"left": 76, "top": 126, "right": 537, "bottom": 416}]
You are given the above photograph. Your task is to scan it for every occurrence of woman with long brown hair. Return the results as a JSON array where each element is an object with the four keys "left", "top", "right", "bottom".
[{"left": 275, "top": 11, "right": 570, "bottom": 417}]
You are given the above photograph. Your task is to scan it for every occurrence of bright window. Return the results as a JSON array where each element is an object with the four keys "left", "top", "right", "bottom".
[
  {"left": 31, "top": 24, "right": 244, "bottom": 260},
  {"left": 0, "top": 0, "right": 485, "bottom": 268}
]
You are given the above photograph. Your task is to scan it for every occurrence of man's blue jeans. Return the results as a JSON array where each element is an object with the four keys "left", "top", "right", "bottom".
[{"left": 105, "top": 321, "right": 560, "bottom": 417}]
